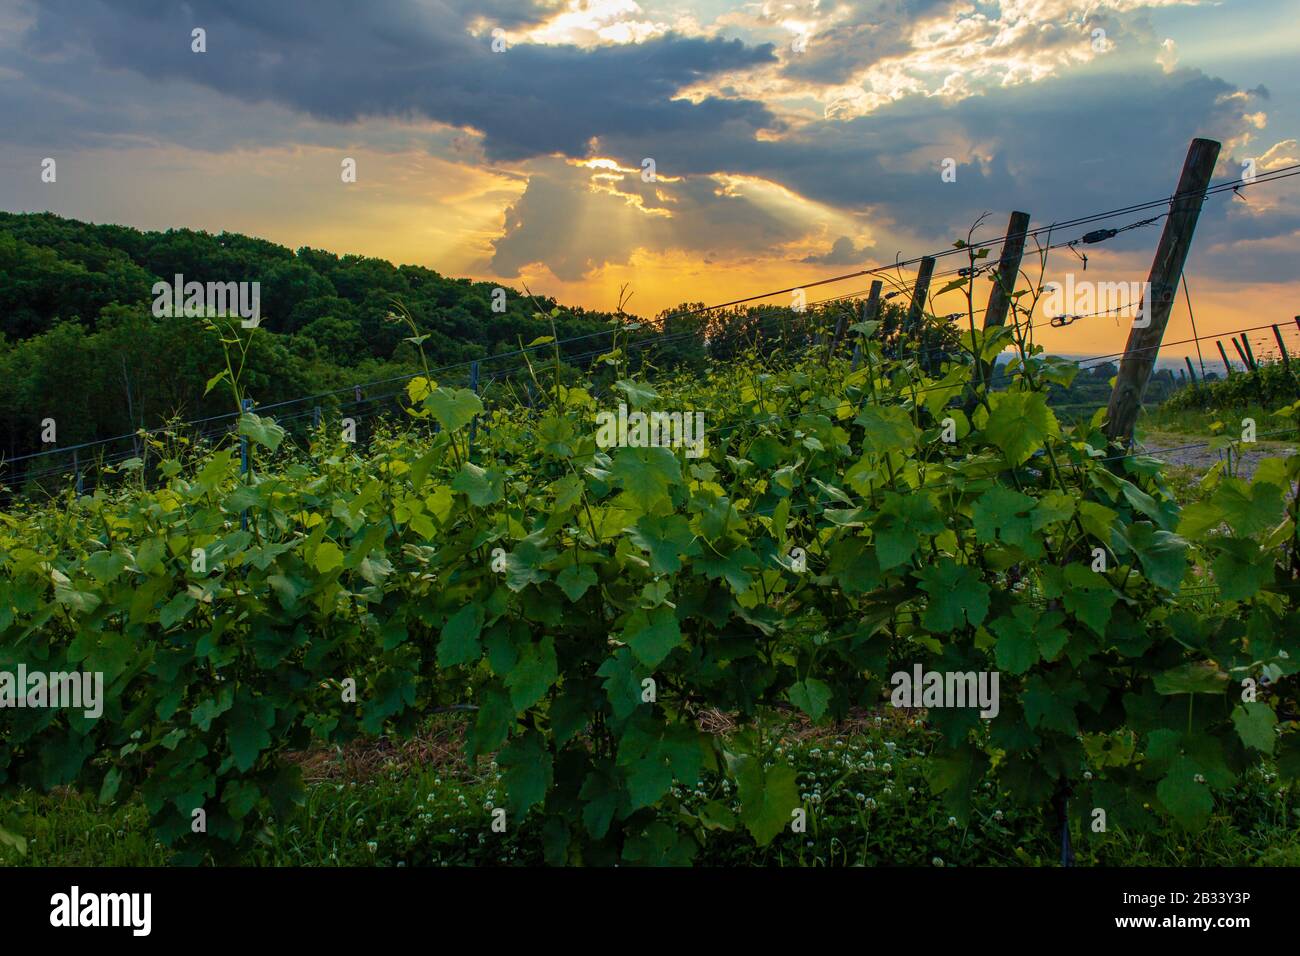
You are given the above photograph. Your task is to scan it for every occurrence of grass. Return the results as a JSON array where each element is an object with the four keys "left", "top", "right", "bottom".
[
  {"left": 3, "top": 713, "right": 1296, "bottom": 868},
  {"left": 1138, "top": 401, "right": 1299, "bottom": 444}
]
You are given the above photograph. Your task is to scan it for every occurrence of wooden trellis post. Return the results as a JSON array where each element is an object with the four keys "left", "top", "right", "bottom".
[
  {"left": 851, "top": 280, "right": 883, "bottom": 371},
  {"left": 1242, "top": 335, "right": 1259, "bottom": 370},
  {"left": 1274, "top": 324, "right": 1293, "bottom": 371},
  {"left": 1217, "top": 340, "right": 1234, "bottom": 377},
  {"left": 1232, "top": 336, "right": 1252, "bottom": 371},
  {"left": 907, "top": 257, "right": 935, "bottom": 335},
  {"left": 1104, "top": 138, "right": 1221, "bottom": 444},
  {"left": 977, "top": 210, "right": 1030, "bottom": 392}
]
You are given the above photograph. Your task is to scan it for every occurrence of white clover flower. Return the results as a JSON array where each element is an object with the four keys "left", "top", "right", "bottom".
[
  {"left": 947, "top": 816, "right": 957, "bottom": 828},
  {"left": 367, "top": 841, "right": 378, "bottom": 854},
  {"left": 993, "top": 810, "right": 1004, "bottom": 821},
  {"left": 932, "top": 856, "right": 944, "bottom": 867},
  {"left": 865, "top": 797, "right": 877, "bottom": 810}
]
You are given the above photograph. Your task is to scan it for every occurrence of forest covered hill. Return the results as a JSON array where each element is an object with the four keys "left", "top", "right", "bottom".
[{"left": 0, "top": 211, "right": 624, "bottom": 457}]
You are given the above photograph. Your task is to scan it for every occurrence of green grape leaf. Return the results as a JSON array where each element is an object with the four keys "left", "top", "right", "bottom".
[
  {"left": 505, "top": 636, "right": 558, "bottom": 713},
  {"left": 916, "top": 558, "right": 990, "bottom": 633},
  {"left": 622, "top": 606, "right": 683, "bottom": 668},
  {"left": 729, "top": 753, "right": 799, "bottom": 847},
  {"left": 556, "top": 564, "right": 598, "bottom": 602},
  {"left": 788, "top": 678, "right": 832, "bottom": 721},
  {"left": 981, "top": 390, "right": 1059, "bottom": 465},
  {"left": 628, "top": 513, "right": 696, "bottom": 574},
  {"left": 499, "top": 730, "right": 553, "bottom": 816},
  {"left": 610, "top": 446, "right": 682, "bottom": 510},
  {"left": 437, "top": 604, "right": 484, "bottom": 667},
  {"left": 1231, "top": 702, "right": 1276, "bottom": 754},
  {"left": 1156, "top": 756, "right": 1213, "bottom": 829},
  {"left": 424, "top": 387, "right": 483, "bottom": 432}
]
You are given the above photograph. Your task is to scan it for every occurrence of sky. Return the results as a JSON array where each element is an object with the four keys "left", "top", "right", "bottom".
[{"left": 1, "top": 0, "right": 1297, "bottom": 360}]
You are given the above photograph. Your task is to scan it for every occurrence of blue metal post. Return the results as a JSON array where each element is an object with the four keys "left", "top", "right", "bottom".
[
  {"left": 468, "top": 360, "right": 481, "bottom": 458},
  {"left": 240, "top": 397, "right": 253, "bottom": 531}
]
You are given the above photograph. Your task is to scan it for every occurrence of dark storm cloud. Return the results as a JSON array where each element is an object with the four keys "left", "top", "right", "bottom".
[
  {"left": 596, "top": 65, "right": 1276, "bottom": 252},
  {"left": 801, "top": 236, "right": 872, "bottom": 265},
  {"left": 12, "top": 0, "right": 778, "bottom": 161},
  {"left": 2, "top": 0, "right": 1293, "bottom": 284}
]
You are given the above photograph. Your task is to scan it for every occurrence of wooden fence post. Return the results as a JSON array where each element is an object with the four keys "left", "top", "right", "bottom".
[
  {"left": 977, "top": 210, "right": 1031, "bottom": 392},
  {"left": 1217, "top": 340, "right": 1234, "bottom": 377},
  {"left": 983, "top": 211, "right": 1031, "bottom": 332},
  {"left": 852, "top": 280, "right": 883, "bottom": 371},
  {"left": 1232, "top": 336, "right": 1252, "bottom": 371},
  {"left": 1241, "top": 335, "right": 1258, "bottom": 370},
  {"left": 907, "top": 257, "right": 935, "bottom": 336},
  {"left": 1104, "top": 138, "right": 1221, "bottom": 444},
  {"left": 1184, "top": 356, "right": 1197, "bottom": 385},
  {"left": 1239, "top": 335, "right": 1266, "bottom": 404},
  {"left": 1273, "top": 325, "right": 1291, "bottom": 371},
  {"left": 1273, "top": 323, "right": 1298, "bottom": 395}
]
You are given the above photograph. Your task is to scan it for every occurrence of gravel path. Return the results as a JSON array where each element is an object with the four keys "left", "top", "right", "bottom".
[{"left": 1136, "top": 432, "right": 1296, "bottom": 478}]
